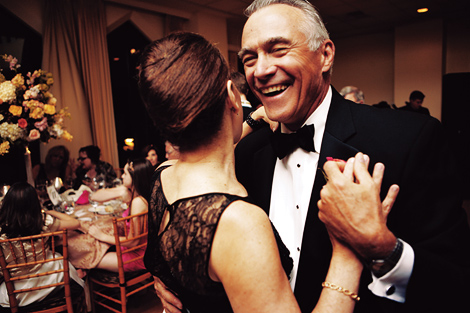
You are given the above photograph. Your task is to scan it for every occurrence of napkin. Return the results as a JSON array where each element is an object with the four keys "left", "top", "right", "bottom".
[
  {"left": 61, "top": 185, "right": 92, "bottom": 202},
  {"left": 76, "top": 190, "right": 90, "bottom": 204}
]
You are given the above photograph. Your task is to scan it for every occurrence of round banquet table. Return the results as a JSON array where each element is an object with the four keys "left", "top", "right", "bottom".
[{"left": 66, "top": 203, "right": 125, "bottom": 269}]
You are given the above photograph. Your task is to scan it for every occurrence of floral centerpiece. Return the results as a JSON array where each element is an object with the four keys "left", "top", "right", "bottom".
[{"left": 0, "top": 54, "right": 73, "bottom": 156}]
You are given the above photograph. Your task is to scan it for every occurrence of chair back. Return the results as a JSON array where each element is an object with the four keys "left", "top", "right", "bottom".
[
  {"left": 0, "top": 229, "right": 74, "bottom": 313},
  {"left": 89, "top": 211, "right": 152, "bottom": 313}
]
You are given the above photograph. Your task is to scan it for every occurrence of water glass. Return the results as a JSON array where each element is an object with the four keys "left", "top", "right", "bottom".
[{"left": 64, "top": 199, "right": 75, "bottom": 215}]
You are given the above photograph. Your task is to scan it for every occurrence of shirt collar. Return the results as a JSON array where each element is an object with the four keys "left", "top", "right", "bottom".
[{"left": 279, "top": 86, "right": 332, "bottom": 153}]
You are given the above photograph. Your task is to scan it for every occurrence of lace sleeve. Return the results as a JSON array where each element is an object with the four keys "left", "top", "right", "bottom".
[{"left": 144, "top": 166, "right": 169, "bottom": 276}]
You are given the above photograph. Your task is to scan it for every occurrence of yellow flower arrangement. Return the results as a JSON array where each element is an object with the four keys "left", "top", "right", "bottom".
[{"left": 0, "top": 54, "right": 73, "bottom": 155}]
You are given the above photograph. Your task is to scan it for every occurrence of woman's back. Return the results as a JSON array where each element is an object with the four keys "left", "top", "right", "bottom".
[
  {"left": 144, "top": 166, "right": 293, "bottom": 313},
  {"left": 0, "top": 214, "right": 59, "bottom": 278}
]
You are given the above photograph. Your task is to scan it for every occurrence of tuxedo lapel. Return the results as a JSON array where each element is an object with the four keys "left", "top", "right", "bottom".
[{"left": 294, "top": 89, "right": 362, "bottom": 312}]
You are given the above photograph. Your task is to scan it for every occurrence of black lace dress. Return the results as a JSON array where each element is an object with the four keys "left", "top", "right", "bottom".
[{"left": 144, "top": 166, "right": 293, "bottom": 313}]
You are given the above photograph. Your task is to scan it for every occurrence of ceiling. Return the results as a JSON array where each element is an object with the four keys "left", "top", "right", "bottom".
[{"left": 140, "top": 0, "right": 470, "bottom": 39}]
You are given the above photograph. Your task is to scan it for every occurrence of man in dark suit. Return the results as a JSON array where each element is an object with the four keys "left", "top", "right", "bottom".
[
  {"left": 398, "top": 90, "right": 430, "bottom": 115},
  {"left": 235, "top": 0, "right": 470, "bottom": 312},
  {"left": 150, "top": 1, "right": 470, "bottom": 312}
]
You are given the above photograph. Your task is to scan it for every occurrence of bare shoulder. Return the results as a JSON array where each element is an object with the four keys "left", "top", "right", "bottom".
[
  {"left": 219, "top": 200, "right": 271, "bottom": 233},
  {"left": 130, "top": 196, "right": 148, "bottom": 214}
]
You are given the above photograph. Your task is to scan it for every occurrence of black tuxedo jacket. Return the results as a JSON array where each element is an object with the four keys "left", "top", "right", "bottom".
[{"left": 235, "top": 88, "right": 470, "bottom": 313}]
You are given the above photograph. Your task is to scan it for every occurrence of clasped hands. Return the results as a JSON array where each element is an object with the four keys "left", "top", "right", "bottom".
[{"left": 318, "top": 152, "right": 400, "bottom": 261}]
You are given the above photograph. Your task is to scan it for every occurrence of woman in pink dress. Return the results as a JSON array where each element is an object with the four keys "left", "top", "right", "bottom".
[{"left": 87, "top": 158, "right": 153, "bottom": 271}]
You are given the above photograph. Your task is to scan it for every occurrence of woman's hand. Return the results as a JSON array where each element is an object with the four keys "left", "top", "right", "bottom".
[
  {"left": 239, "top": 106, "right": 279, "bottom": 143},
  {"left": 88, "top": 225, "right": 111, "bottom": 242},
  {"left": 250, "top": 106, "right": 278, "bottom": 132}
]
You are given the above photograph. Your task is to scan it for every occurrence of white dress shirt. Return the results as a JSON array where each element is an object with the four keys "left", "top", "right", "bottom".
[{"left": 269, "top": 86, "right": 413, "bottom": 302}]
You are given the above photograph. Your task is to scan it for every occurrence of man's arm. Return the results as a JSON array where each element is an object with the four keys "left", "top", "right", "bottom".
[
  {"left": 318, "top": 154, "right": 411, "bottom": 302},
  {"left": 318, "top": 153, "right": 398, "bottom": 261}
]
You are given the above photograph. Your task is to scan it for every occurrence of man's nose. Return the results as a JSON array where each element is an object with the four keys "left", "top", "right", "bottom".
[{"left": 254, "top": 55, "right": 276, "bottom": 79}]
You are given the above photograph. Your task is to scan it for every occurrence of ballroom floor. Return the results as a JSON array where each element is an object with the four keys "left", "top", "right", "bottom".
[
  {"left": 127, "top": 288, "right": 163, "bottom": 313},
  {"left": 93, "top": 287, "right": 163, "bottom": 313}
]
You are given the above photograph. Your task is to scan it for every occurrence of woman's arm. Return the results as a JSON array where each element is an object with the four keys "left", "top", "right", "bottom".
[
  {"left": 90, "top": 185, "right": 132, "bottom": 203},
  {"left": 45, "top": 210, "right": 80, "bottom": 230},
  {"left": 240, "top": 106, "right": 279, "bottom": 141},
  {"left": 88, "top": 196, "right": 148, "bottom": 247},
  {"left": 209, "top": 201, "right": 362, "bottom": 313}
]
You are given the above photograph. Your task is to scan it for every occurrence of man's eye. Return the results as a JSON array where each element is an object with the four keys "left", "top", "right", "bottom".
[
  {"left": 272, "top": 47, "right": 288, "bottom": 55},
  {"left": 242, "top": 56, "right": 257, "bottom": 67}
]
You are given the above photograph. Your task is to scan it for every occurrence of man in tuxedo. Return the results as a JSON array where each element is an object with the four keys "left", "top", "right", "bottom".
[
  {"left": 151, "top": 1, "right": 470, "bottom": 312},
  {"left": 234, "top": 0, "right": 470, "bottom": 312}
]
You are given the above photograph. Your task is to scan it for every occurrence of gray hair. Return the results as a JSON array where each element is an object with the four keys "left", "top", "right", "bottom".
[
  {"left": 339, "top": 86, "right": 365, "bottom": 102},
  {"left": 244, "top": 0, "right": 330, "bottom": 52}
]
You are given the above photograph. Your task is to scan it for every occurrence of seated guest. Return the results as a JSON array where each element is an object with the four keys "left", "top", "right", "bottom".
[
  {"left": 339, "top": 85, "right": 365, "bottom": 104},
  {"left": 0, "top": 182, "right": 84, "bottom": 308},
  {"left": 164, "top": 141, "right": 180, "bottom": 160},
  {"left": 141, "top": 144, "right": 161, "bottom": 168},
  {"left": 73, "top": 145, "right": 117, "bottom": 189},
  {"left": 86, "top": 158, "right": 153, "bottom": 272},
  {"left": 33, "top": 145, "right": 72, "bottom": 186}
]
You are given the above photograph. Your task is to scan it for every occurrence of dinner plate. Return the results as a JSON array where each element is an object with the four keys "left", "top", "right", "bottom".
[
  {"left": 88, "top": 206, "right": 103, "bottom": 213},
  {"left": 78, "top": 217, "right": 93, "bottom": 221},
  {"left": 90, "top": 205, "right": 114, "bottom": 214},
  {"left": 74, "top": 210, "right": 87, "bottom": 217}
]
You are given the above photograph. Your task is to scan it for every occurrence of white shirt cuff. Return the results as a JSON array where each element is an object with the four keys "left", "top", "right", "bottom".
[{"left": 368, "top": 239, "right": 414, "bottom": 303}]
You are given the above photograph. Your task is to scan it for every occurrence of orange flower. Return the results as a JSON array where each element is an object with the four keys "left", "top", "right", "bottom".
[
  {"left": 9, "top": 105, "right": 22, "bottom": 116},
  {"left": 29, "top": 107, "right": 44, "bottom": 119},
  {"left": 62, "top": 130, "right": 73, "bottom": 142},
  {"left": 44, "top": 104, "right": 56, "bottom": 115}
]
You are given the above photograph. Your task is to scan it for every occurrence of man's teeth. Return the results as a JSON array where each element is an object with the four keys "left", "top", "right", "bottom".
[{"left": 260, "top": 85, "right": 288, "bottom": 95}]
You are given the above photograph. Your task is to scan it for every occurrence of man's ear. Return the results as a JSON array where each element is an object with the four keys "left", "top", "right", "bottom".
[
  {"left": 226, "top": 80, "right": 242, "bottom": 114},
  {"left": 320, "top": 39, "right": 335, "bottom": 73}
]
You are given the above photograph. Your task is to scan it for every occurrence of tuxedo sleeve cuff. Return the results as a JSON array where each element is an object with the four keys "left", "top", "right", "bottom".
[{"left": 368, "top": 239, "right": 414, "bottom": 303}]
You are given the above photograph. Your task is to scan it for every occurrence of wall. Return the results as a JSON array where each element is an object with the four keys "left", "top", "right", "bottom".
[
  {"left": 0, "top": 0, "right": 43, "bottom": 34},
  {"left": 331, "top": 31, "right": 395, "bottom": 107},
  {"left": 333, "top": 17, "right": 470, "bottom": 122},
  {"left": 394, "top": 19, "right": 443, "bottom": 120},
  {"left": 106, "top": 4, "right": 165, "bottom": 41}
]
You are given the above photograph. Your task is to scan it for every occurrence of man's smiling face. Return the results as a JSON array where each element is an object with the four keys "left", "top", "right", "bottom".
[{"left": 240, "top": 4, "right": 333, "bottom": 131}]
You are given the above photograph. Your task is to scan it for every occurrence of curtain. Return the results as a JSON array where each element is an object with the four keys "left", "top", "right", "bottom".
[{"left": 42, "top": 0, "right": 119, "bottom": 169}]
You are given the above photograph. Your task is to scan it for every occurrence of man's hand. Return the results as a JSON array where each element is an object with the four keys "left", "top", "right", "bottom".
[
  {"left": 152, "top": 276, "right": 183, "bottom": 313},
  {"left": 318, "top": 153, "right": 399, "bottom": 260}
]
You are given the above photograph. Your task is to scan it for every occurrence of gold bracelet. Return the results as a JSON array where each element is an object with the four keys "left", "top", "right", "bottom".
[{"left": 322, "top": 282, "right": 360, "bottom": 301}]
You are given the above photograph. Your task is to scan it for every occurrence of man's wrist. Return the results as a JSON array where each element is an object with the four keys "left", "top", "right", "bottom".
[{"left": 367, "top": 238, "right": 404, "bottom": 277}]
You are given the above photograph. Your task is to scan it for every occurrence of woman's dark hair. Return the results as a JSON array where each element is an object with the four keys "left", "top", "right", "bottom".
[
  {"left": 127, "top": 158, "right": 154, "bottom": 203},
  {"left": 142, "top": 144, "right": 156, "bottom": 157},
  {"left": 79, "top": 145, "right": 101, "bottom": 164},
  {"left": 138, "top": 32, "right": 229, "bottom": 152},
  {"left": 0, "top": 182, "right": 44, "bottom": 238},
  {"left": 45, "top": 145, "right": 70, "bottom": 178}
]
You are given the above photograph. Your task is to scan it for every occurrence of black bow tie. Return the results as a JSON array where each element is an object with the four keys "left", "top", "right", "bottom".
[{"left": 271, "top": 124, "right": 315, "bottom": 159}]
